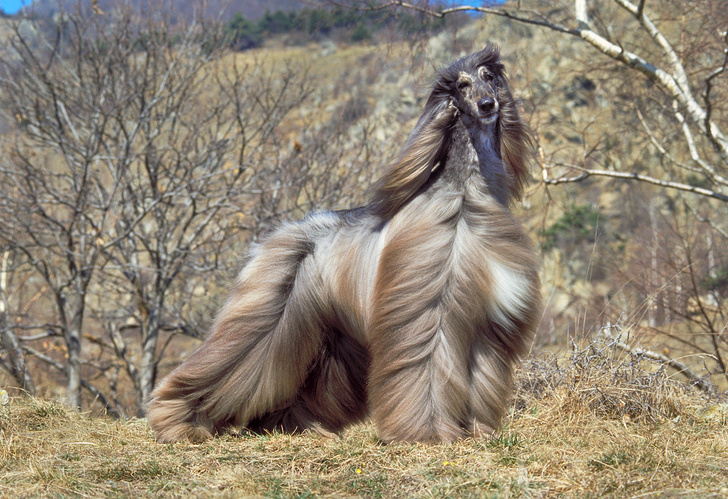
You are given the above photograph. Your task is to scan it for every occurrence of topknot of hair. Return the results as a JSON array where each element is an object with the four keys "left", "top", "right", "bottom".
[{"left": 428, "top": 44, "right": 504, "bottom": 103}]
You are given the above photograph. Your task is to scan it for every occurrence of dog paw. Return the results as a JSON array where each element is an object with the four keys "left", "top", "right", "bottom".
[
  {"left": 471, "top": 421, "right": 496, "bottom": 439},
  {"left": 153, "top": 421, "right": 214, "bottom": 444}
]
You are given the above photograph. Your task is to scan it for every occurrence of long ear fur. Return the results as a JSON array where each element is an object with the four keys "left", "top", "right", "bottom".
[
  {"left": 372, "top": 98, "right": 457, "bottom": 219},
  {"left": 497, "top": 72, "right": 533, "bottom": 203}
]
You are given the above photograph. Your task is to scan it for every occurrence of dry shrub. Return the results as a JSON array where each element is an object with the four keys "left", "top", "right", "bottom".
[{"left": 513, "top": 336, "right": 716, "bottom": 426}]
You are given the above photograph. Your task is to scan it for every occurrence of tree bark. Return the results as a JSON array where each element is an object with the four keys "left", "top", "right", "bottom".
[
  {"left": 64, "top": 303, "right": 85, "bottom": 409},
  {"left": 138, "top": 298, "right": 162, "bottom": 415}
]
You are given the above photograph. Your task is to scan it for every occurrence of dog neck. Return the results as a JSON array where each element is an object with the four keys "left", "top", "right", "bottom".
[{"left": 450, "top": 118, "right": 510, "bottom": 207}]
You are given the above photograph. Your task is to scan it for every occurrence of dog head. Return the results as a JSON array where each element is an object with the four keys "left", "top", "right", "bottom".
[
  {"left": 373, "top": 45, "right": 532, "bottom": 218},
  {"left": 430, "top": 45, "right": 506, "bottom": 129}
]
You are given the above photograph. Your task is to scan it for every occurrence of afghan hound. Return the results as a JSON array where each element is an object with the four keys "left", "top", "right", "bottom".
[{"left": 146, "top": 45, "right": 541, "bottom": 444}]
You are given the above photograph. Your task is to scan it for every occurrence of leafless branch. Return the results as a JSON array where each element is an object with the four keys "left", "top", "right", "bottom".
[
  {"left": 543, "top": 163, "right": 728, "bottom": 203},
  {"left": 601, "top": 326, "right": 714, "bottom": 393},
  {"left": 702, "top": 30, "right": 728, "bottom": 151}
]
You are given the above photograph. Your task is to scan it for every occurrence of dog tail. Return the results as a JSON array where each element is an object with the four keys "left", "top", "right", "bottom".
[{"left": 146, "top": 220, "right": 333, "bottom": 443}]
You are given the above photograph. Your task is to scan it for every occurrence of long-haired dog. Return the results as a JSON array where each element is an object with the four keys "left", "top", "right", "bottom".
[{"left": 146, "top": 45, "right": 541, "bottom": 443}]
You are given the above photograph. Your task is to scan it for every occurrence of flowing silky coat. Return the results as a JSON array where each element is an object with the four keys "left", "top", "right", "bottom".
[{"left": 147, "top": 45, "right": 541, "bottom": 443}]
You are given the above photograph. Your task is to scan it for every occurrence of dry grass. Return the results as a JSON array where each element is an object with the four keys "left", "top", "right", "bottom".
[{"left": 1, "top": 340, "right": 727, "bottom": 498}]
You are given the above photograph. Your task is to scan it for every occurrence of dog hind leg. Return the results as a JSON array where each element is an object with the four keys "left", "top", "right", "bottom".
[{"left": 146, "top": 223, "right": 334, "bottom": 442}]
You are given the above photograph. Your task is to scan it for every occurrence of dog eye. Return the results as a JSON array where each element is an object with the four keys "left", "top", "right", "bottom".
[
  {"left": 456, "top": 79, "right": 471, "bottom": 90},
  {"left": 478, "top": 67, "right": 494, "bottom": 81}
]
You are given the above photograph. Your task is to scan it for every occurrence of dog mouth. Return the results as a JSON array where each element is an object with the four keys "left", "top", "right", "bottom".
[
  {"left": 478, "top": 112, "right": 498, "bottom": 125},
  {"left": 460, "top": 109, "right": 498, "bottom": 128}
]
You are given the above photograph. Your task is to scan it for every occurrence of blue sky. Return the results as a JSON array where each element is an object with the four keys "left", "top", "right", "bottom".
[{"left": 1, "top": 0, "right": 28, "bottom": 14}]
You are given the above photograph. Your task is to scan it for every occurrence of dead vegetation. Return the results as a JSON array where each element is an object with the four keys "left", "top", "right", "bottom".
[{"left": 1, "top": 338, "right": 726, "bottom": 498}]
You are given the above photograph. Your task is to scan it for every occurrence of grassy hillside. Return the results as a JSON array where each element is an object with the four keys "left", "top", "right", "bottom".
[{"left": 1, "top": 340, "right": 727, "bottom": 497}]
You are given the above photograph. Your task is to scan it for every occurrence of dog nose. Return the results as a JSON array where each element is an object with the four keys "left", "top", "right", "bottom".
[{"left": 478, "top": 97, "right": 496, "bottom": 113}]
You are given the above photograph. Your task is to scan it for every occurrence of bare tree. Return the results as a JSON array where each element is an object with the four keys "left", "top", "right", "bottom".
[
  {"left": 95, "top": 55, "right": 315, "bottom": 413},
  {"left": 0, "top": 250, "right": 36, "bottom": 394},
  {"left": 0, "top": 5, "right": 308, "bottom": 410},
  {"left": 0, "top": 3, "right": 384, "bottom": 413},
  {"left": 0, "top": 9, "right": 129, "bottom": 406},
  {"left": 608, "top": 206, "right": 728, "bottom": 387}
]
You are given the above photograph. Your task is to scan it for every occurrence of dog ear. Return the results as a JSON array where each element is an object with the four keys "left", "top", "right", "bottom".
[
  {"left": 498, "top": 85, "right": 533, "bottom": 203},
  {"left": 372, "top": 98, "right": 457, "bottom": 219}
]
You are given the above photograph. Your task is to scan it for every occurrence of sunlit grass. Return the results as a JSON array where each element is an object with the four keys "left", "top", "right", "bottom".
[{"left": 1, "top": 341, "right": 726, "bottom": 498}]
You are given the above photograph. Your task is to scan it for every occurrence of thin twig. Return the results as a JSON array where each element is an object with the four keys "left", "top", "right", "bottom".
[{"left": 601, "top": 329, "right": 714, "bottom": 394}]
